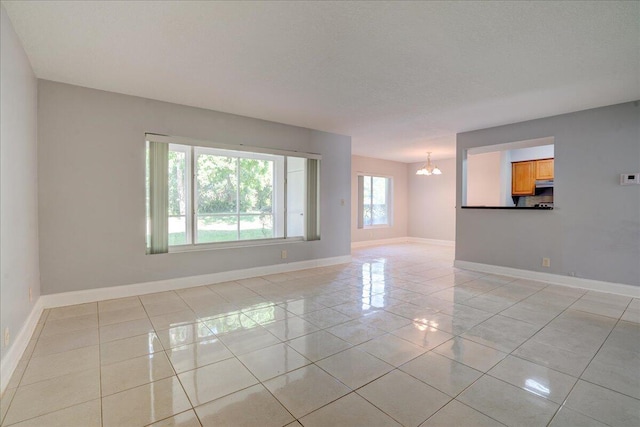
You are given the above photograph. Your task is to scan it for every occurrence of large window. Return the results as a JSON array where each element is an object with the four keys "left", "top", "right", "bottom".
[
  {"left": 146, "top": 136, "right": 320, "bottom": 254},
  {"left": 357, "top": 175, "right": 392, "bottom": 228}
]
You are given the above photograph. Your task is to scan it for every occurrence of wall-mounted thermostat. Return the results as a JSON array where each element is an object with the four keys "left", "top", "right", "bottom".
[{"left": 620, "top": 173, "right": 640, "bottom": 185}]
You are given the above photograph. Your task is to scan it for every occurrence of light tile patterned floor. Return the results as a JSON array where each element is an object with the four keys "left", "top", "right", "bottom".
[{"left": 1, "top": 243, "right": 639, "bottom": 426}]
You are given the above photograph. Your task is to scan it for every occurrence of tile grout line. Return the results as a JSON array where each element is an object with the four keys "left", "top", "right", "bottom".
[
  {"left": 420, "top": 399, "right": 508, "bottom": 427},
  {"left": 2, "top": 308, "right": 98, "bottom": 427},
  {"left": 97, "top": 302, "right": 104, "bottom": 427},
  {"left": 544, "top": 297, "right": 636, "bottom": 426},
  {"left": 495, "top": 289, "right": 629, "bottom": 426},
  {"left": 230, "top": 344, "right": 299, "bottom": 425},
  {"left": 159, "top": 286, "right": 299, "bottom": 425},
  {"left": 472, "top": 285, "right": 587, "bottom": 426},
  {"left": 139, "top": 291, "right": 201, "bottom": 426},
  {"left": 400, "top": 279, "right": 578, "bottom": 426}
]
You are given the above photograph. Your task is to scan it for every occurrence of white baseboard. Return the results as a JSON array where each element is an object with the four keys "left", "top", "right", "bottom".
[
  {"left": 39, "top": 255, "right": 352, "bottom": 309},
  {"left": 454, "top": 260, "right": 640, "bottom": 298},
  {"left": 1, "top": 298, "right": 44, "bottom": 394},
  {"left": 351, "top": 237, "right": 409, "bottom": 249},
  {"left": 351, "top": 237, "right": 456, "bottom": 249},
  {"left": 407, "top": 237, "right": 456, "bottom": 247}
]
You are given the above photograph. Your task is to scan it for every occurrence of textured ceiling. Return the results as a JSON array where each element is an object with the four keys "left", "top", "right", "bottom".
[{"left": 3, "top": 1, "right": 639, "bottom": 162}]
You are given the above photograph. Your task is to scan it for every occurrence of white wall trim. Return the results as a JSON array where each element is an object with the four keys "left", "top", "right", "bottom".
[
  {"left": 351, "top": 237, "right": 408, "bottom": 249},
  {"left": 407, "top": 237, "right": 456, "bottom": 247},
  {"left": 454, "top": 260, "right": 640, "bottom": 298},
  {"left": 351, "top": 237, "right": 456, "bottom": 249},
  {"left": 1, "top": 298, "right": 44, "bottom": 394},
  {"left": 39, "top": 255, "right": 352, "bottom": 309}
]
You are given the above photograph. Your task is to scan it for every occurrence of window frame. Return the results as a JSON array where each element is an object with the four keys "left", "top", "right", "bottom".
[
  {"left": 358, "top": 174, "right": 393, "bottom": 229},
  {"left": 146, "top": 134, "right": 320, "bottom": 253}
]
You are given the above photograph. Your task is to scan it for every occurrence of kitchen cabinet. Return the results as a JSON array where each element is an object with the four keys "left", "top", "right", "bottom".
[
  {"left": 535, "top": 158, "right": 554, "bottom": 180},
  {"left": 512, "top": 158, "right": 554, "bottom": 195},
  {"left": 512, "top": 161, "right": 536, "bottom": 195}
]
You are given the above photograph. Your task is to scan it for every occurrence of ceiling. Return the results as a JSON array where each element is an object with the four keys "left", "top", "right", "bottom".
[{"left": 3, "top": 1, "right": 639, "bottom": 162}]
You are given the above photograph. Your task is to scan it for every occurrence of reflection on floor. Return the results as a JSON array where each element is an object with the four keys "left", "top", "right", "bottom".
[{"left": 1, "top": 243, "right": 639, "bottom": 426}]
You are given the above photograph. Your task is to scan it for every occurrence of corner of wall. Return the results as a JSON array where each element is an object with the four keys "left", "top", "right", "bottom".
[{"left": 1, "top": 4, "right": 42, "bottom": 393}]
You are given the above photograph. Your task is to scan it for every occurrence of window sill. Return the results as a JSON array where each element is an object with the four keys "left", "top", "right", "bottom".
[
  {"left": 363, "top": 224, "right": 391, "bottom": 229},
  {"left": 167, "top": 237, "right": 306, "bottom": 253}
]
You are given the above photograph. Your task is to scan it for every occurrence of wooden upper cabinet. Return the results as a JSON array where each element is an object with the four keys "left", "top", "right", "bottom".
[
  {"left": 512, "top": 161, "right": 536, "bottom": 195},
  {"left": 512, "top": 158, "right": 554, "bottom": 196},
  {"left": 535, "top": 158, "right": 554, "bottom": 180}
]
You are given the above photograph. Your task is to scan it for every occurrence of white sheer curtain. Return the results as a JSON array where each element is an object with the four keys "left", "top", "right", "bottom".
[
  {"left": 357, "top": 175, "right": 364, "bottom": 229},
  {"left": 305, "top": 158, "right": 320, "bottom": 241},
  {"left": 147, "top": 141, "right": 169, "bottom": 254}
]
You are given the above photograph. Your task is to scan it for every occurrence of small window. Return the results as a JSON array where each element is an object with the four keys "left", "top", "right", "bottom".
[{"left": 357, "top": 175, "right": 392, "bottom": 228}]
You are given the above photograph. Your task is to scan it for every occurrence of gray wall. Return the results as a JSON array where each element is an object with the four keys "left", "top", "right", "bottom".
[
  {"left": 456, "top": 102, "right": 640, "bottom": 286},
  {"left": 0, "top": 6, "right": 40, "bottom": 360},
  {"left": 37, "top": 80, "right": 351, "bottom": 294},
  {"left": 351, "top": 155, "right": 408, "bottom": 243},
  {"left": 509, "top": 144, "right": 554, "bottom": 162},
  {"left": 408, "top": 157, "right": 456, "bottom": 242}
]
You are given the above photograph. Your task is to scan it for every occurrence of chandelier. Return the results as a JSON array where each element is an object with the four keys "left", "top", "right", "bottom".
[{"left": 416, "top": 152, "right": 442, "bottom": 176}]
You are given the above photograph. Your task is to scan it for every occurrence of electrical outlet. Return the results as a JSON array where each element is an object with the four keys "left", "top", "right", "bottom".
[
  {"left": 4, "top": 328, "right": 9, "bottom": 347},
  {"left": 281, "top": 250, "right": 287, "bottom": 259},
  {"left": 340, "top": 199, "right": 345, "bottom": 206},
  {"left": 542, "top": 257, "right": 551, "bottom": 267},
  {"left": 29, "top": 287, "right": 33, "bottom": 302}
]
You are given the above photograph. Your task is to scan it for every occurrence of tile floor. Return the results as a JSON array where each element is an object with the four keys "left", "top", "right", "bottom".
[{"left": 1, "top": 243, "right": 639, "bottom": 426}]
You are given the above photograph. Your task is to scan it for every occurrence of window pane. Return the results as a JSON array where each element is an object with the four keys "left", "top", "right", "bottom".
[
  {"left": 363, "top": 176, "right": 372, "bottom": 226},
  {"left": 196, "top": 154, "right": 237, "bottom": 214},
  {"left": 372, "top": 177, "right": 388, "bottom": 225},
  {"left": 239, "top": 214, "right": 273, "bottom": 240},
  {"left": 159, "top": 142, "right": 313, "bottom": 247},
  {"left": 372, "top": 177, "right": 387, "bottom": 205},
  {"left": 169, "top": 216, "right": 187, "bottom": 245},
  {"left": 196, "top": 215, "right": 238, "bottom": 243},
  {"left": 372, "top": 204, "right": 388, "bottom": 225},
  {"left": 363, "top": 176, "right": 372, "bottom": 204},
  {"left": 363, "top": 205, "right": 372, "bottom": 226},
  {"left": 239, "top": 158, "right": 273, "bottom": 214},
  {"left": 361, "top": 176, "right": 389, "bottom": 226},
  {"left": 168, "top": 150, "right": 187, "bottom": 216}
]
